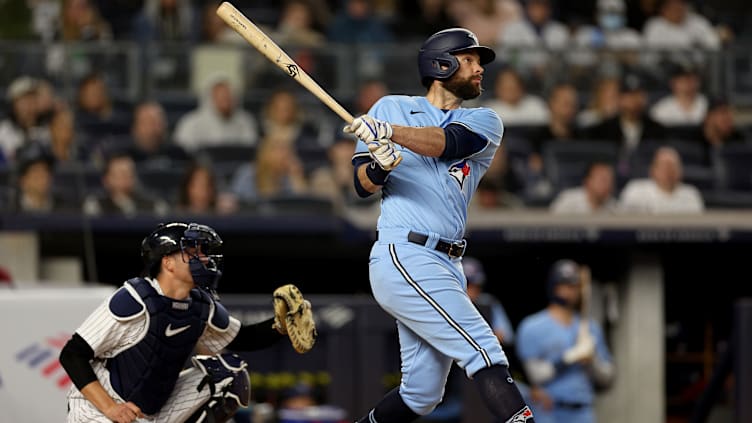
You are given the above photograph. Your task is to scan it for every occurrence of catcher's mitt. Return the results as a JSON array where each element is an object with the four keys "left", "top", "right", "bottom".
[{"left": 272, "top": 284, "right": 317, "bottom": 353}]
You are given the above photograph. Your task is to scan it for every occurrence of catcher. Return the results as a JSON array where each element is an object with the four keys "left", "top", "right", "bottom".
[{"left": 59, "top": 222, "right": 316, "bottom": 423}]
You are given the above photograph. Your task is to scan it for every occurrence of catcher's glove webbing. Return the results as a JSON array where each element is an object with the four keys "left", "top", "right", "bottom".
[{"left": 272, "top": 284, "right": 317, "bottom": 353}]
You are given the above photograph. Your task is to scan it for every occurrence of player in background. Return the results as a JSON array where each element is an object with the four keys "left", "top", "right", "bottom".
[
  {"left": 59, "top": 222, "right": 313, "bottom": 423},
  {"left": 515, "top": 260, "right": 615, "bottom": 423},
  {"left": 346, "top": 28, "right": 534, "bottom": 423}
]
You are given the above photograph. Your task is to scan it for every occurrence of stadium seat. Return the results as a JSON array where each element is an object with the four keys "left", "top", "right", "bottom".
[
  {"left": 259, "top": 195, "right": 335, "bottom": 215},
  {"left": 137, "top": 164, "right": 188, "bottom": 200},
  {"left": 541, "top": 140, "right": 619, "bottom": 190},
  {"left": 718, "top": 143, "right": 752, "bottom": 191},
  {"left": 53, "top": 164, "right": 103, "bottom": 204}
]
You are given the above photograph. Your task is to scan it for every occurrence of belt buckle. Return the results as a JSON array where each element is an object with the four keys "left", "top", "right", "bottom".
[{"left": 447, "top": 240, "right": 466, "bottom": 258}]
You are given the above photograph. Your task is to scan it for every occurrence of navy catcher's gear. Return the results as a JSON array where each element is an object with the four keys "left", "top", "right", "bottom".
[
  {"left": 186, "top": 354, "right": 251, "bottom": 423},
  {"left": 418, "top": 28, "right": 496, "bottom": 88},
  {"left": 106, "top": 278, "right": 213, "bottom": 414}
]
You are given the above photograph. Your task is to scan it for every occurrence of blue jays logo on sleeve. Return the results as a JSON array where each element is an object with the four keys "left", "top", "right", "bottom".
[{"left": 448, "top": 160, "right": 471, "bottom": 189}]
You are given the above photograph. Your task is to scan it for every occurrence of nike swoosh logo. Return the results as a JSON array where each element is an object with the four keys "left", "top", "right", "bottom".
[
  {"left": 409, "top": 110, "right": 424, "bottom": 114},
  {"left": 165, "top": 324, "right": 190, "bottom": 337}
]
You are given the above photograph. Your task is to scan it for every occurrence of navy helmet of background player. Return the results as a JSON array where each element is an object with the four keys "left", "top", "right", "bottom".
[
  {"left": 59, "top": 222, "right": 305, "bottom": 423},
  {"left": 347, "top": 28, "right": 535, "bottom": 423}
]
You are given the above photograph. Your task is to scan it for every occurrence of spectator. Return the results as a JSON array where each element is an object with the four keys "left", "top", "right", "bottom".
[
  {"left": 692, "top": 98, "right": 745, "bottom": 166},
  {"left": 199, "top": 0, "right": 244, "bottom": 43},
  {"left": 587, "top": 73, "right": 666, "bottom": 154},
  {"left": 309, "top": 135, "right": 374, "bottom": 209},
  {"left": 573, "top": 0, "right": 642, "bottom": 51},
  {"left": 60, "top": 0, "right": 112, "bottom": 42},
  {"left": 75, "top": 72, "right": 131, "bottom": 138},
  {"left": 48, "top": 108, "right": 89, "bottom": 164},
  {"left": 135, "top": 0, "right": 198, "bottom": 42},
  {"left": 272, "top": 0, "right": 325, "bottom": 47},
  {"left": 576, "top": 77, "right": 621, "bottom": 128},
  {"left": 173, "top": 73, "right": 259, "bottom": 152},
  {"left": 650, "top": 62, "right": 708, "bottom": 126},
  {"left": 83, "top": 152, "right": 169, "bottom": 216},
  {"left": 35, "top": 79, "right": 65, "bottom": 127},
  {"left": 483, "top": 68, "right": 549, "bottom": 126},
  {"left": 127, "top": 101, "right": 189, "bottom": 165},
  {"left": 550, "top": 161, "right": 619, "bottom": 214},
  {"left": 529, "top": 83, "right": 582, "bottom": 154},
  {"left": 516, "top": 259, "right": 615, "bottom": 423},
  {"left": 472, "top": 147, "right": 525, "bottom": 210},
  {"left": 258, "top": 89, "right": 320, "bottom": 149},
  {"left": 353, "top": 79, "right": 388, "bottom": 116},
  {"left": 0, "top": 76, "right": 47, "bottom": 161},
  {"left": 176, "top": 161, "right": 237, "bottom": 215},
  {"left": 327, "top": 0, "right": 394, "bottom": 44},
  {"left": 12, "top": 143, "right": 69, "bottom": 213},
  {"left": 395, "top": 0, "right": 457, "bottom": 41},
  {"left": 619, "top": 146, "right": 704, "bottom": 213},
  {"left": 499, "top": 0, "right": 570, "bottom": 49},
  {"left": 642, "top": 0, "right": 720, "bottom": 50},
  {"left": 229, "top": 133, "right": 308, "bottom": 202},
  {"left": 446, "top": 0, "right": 520, "bottom": 46}
]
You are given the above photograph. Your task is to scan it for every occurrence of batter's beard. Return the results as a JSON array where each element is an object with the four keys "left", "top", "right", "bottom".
[{"left": 444, "top": 75, "right": 482, "bottom": 100}]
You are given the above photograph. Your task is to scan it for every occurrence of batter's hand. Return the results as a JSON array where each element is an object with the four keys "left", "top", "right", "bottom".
[
  {"left": 370, "top": 142, "right": 402, "bottom": 171},
  {"left": 344, "top": 115, "right": 393, "bottom": 144}
]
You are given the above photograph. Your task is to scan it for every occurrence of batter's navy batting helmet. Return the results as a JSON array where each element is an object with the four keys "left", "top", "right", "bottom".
[
  {"left": 141, "top": 222, "right": 224, "bottom": 292},
  {"left": 418, "top": 28, "right": 496, "bottom": 88},
  {"left": 547, "top": 259, "right": 580, "bottom": 301}
]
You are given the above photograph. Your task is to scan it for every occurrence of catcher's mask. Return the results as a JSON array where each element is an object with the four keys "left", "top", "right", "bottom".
[{"left": 141, "top": 222, "right": 224, "bottom": 293}]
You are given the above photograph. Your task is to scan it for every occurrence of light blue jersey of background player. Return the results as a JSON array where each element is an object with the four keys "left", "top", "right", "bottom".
[
  {"left": 516, "top": 260, "right": 614, "bottom": 423},
  {"left": 348, "top": 28, "right": 535, "bottom": 423}
]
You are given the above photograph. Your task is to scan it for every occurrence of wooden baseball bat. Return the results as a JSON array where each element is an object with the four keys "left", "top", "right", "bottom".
[
  {"left": 579, "top": 264, "right": 592, "bottom": 336},
  {"left": 216, "top": 2, "right": 354, "bottom": 124}
]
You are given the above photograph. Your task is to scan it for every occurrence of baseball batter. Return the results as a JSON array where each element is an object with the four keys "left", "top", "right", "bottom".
[
  {"left": 346, "top": 28, "right": 534, "bottom": 423},
  {"left": 515, "top": 260, "right": 615, "bottom": 423},
  {"left": 59, "top": 222, "right": 314, "bottom": 423}
]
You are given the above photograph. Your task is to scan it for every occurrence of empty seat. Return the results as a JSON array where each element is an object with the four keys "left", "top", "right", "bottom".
[
  {"left": 542, "top": 140, "right": 619, "bottom": 190},
  {"left": 719, "top": 143, "right": 752, "bottom": 191},
  {"left": 137, "top": 165, "right": 187, "bottom": 200}
]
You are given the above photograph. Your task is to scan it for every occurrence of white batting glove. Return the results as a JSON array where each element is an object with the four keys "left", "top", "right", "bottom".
[
  {"left": 344, "top": 115, "right": 393, "bottom": 144},
  {"left": 562, "top": 332, "right": 595, "bottom": 365},
  {"left": 370, "top": 142, "right": 402, "bottom": 171}
]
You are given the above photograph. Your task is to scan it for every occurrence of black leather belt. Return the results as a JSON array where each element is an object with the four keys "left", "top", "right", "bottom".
[
  {"left": 554, "top": 402, "right": 589, "bottom": 410},
  {"left": 407, "top": 231, "right": 466, "bottom": 258}
]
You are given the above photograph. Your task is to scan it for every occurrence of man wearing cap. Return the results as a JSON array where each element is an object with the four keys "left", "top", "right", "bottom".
[
  {"left": 586, "top": 72, "right": 666, "bottom": 154},
  {"left": 0, "top": 76, "right": 49, "bottom": 162},
  {"left": 515, "top": 260, "right": 614, "bottom": 423}
]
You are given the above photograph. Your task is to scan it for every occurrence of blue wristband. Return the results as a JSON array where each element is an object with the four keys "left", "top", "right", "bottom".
[{"left": 365, "top": 161, "right": 390, "bottom": 185}]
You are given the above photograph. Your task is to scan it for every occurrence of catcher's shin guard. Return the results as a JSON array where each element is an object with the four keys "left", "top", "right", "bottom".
[{"left": 186, "top": 353, "right": 251, "bottom": 423}]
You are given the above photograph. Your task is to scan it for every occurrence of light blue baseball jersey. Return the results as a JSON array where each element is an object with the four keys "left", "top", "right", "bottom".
[
  {"left": 353, "top": 95, "right": 508, "bottom": 415},
  {"left": 353, "top": 95, "right": 503, "bottom": 240},
  {"left": 516, "top": 310, "right": 612, "bottom": 405}
]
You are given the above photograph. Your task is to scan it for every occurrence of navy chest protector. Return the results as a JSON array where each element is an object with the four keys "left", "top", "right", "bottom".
[{"left": 105, "top": 278, "right": 230, "bottom": 415}]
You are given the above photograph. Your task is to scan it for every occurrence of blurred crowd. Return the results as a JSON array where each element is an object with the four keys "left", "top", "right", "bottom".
[{"left": 0, "top": 0, "right": 751, "bottom": 217}]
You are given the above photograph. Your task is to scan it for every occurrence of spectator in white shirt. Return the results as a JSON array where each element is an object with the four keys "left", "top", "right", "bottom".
[
  {"left": 500, "top": 0, "right": 570, "bottom": 49},
  {"left": 650, "top": 62, "right": 708, "bottom": 126},
  {"left": 173, "top": 73, "right": 259, "bottom": 152},
  {"left": 642, "top": 0, "right": 720, "bottom": 51},
  {"left": 550, "top": 161, "right": 619, "bottom": 214},
  {"left": 483, "top": 68, "right": 549, "bottom": 126},
  {"left": 619, "top": 146, "right": 704, "bottom": 214},
  {"left": 573, "top": 0, "right": 642, "bottom": 51}
]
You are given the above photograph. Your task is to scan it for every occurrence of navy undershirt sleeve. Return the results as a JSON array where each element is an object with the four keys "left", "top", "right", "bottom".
[{"left": 441, "top": 123, "right": 488, "bottom": 160}]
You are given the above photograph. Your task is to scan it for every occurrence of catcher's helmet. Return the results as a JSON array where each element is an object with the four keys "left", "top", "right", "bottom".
[
  {"left": 141, "top": 222, "right": 224, "bottom": 292},
  {"left": 462, "top": 256, "right": 487, "bottom": 286},
  {"left": 418, "top": 28, "right": 496, "bottom": 88}
]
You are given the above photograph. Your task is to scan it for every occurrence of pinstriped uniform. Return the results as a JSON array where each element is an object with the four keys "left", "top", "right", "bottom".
[
  {"left": 66, "top": 278, "right": 240, "bottom": 422},
  {"left": 351, "top": 96, "right": 508, "bottom": 415}
]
